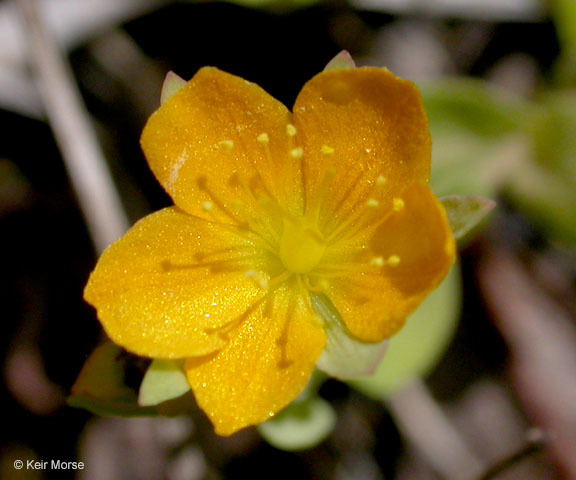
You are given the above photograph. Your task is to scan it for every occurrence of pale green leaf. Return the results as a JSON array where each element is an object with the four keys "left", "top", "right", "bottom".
[
  {"left": 258, "top": 396, "right": 336, "bottom": 451},
  {"left": 422, "top": 79, "right": 531, "bottom": 198},
  {"left": 312, "top": 293, "right": 388, "bottom": 380},
  {"left": 138, "top": 359, "right": 190, "bottom": 407},
  {"left": 441, "top": 195, "right": 496, "bottom": 241},
  {"left": 160, "top": 71, "right": 186, "bottom": 105},
  {"left": 323, "top": 51, "right": 356, "bottom": 71},
  {"left": 350, "top": 265, "right": 461, "bottom": 399}
]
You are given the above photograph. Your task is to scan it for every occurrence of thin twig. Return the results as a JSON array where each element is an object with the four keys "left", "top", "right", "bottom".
[
  {"left": 387, "top": 380, "right": 485, "bottom": 480},
  {"left": 15, "top": 0, "right": 129, "bottom": 252}
]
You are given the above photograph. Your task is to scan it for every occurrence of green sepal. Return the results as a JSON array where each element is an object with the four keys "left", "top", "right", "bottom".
[
  {"left": 440, "top": 195, "right": 496, "bottom": 241},
  {"left": 258, "top": 395, "right": 336, "bottom": 451},
  {"left": 160, "top": 71, "right": 187, "bottom": 105},
  {"left": 138, "top": 359, "right": 191, "bottom": 407},
  {"left": 350, "top": 265, "right": 461, "bottom": 399},
  {"left": 67, "top": 342, "right": 158, "bottom": 417},
  {"left": 323, "top": 51, "right": 356, "bottom": 72},
  {"left": 311, "top": 293, "right": 388, "bottom": 380}
]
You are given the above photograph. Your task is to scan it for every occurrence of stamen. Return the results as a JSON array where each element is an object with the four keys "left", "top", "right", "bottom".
[
  {"left": 366, "top": 199, "right": 379, "bottom": 208},
  {"left": 376, "top": 175, "right": 387, "bottom": 186},
  {"left": 218, "top": 140, "right": 234, "bottom": 151},
  {"left": 161, "top": 252, "right": 264, "bottom": 274},
  {"left": 290, "top": 147, "right": 303, "bottom": 159},
  {"left": 321, "top": 145, "right": 334, "bottom": 155},
  {"left": 195, "top": 176, "right": 279, "bottom": 250},
  {"left": 286, "top": 124, "right": 297, "bottom": 137},
  {"left": 276, "top": 290, "right": 295, "bottom": 369},
  {"left": 257, "top": 133, "right": 269, "bottom": 144},
  {"left": 370, "top": 256, "right": 385, "bottom": 268},
  {"left": 393, "top": 198, "right": 405, "bottom": 212},
  {"left": 204, "top": 297, "right": 265, "bottom": 340},
  {"left": 305, "top": 165, "right": 337, "bottom": 222},
  {"left": 387, "top": 255, "right": 401, "bottom": 267}
]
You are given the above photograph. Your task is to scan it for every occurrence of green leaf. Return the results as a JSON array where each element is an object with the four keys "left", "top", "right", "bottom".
[
  {"left": 441, "top": 195, "right": 496, "bottom": 241},
  {"left": 67, "top": 342, "right": 158, "bottom": 417},
  {"left": 323, "top": 51, "right": 356, "bottom": 72},
  {"left": 311, "top": 293, "right": 388, "bottom": 380},
  {"left": 258, "top": 396, "right": 336, "bottom": 451},
  {"left": 551, "top": 0, "right": 576, "bottom": 56},
  {"left": 530, "top": 91, "right": 576, "bottom": 183},
  {"left": 138, "top": 359, "right": 190, "bottom": 407},
  {"left": 160, "top": 71, "right": 186, "bottom": 105},
  {"left": 350, "top": 265, "right": 461, "bottom": 400},
  {"left": 506, "top": 159, "right": 576, "bottom": 249},
  {"left": 422, "top": 79, "right": 531, "bottom": 198},
  {"left": 504, "top": 91, "right": 576, "bottom": 248}
]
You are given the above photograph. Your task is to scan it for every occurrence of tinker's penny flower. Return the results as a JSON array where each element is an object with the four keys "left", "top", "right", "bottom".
[{"left": 84, "top": 63, "right": 455, "bottom": 435}]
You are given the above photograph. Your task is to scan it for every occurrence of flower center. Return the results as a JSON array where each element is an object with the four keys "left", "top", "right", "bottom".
[{"left": 279, "top": 218, "right": 326, "bottom": 274}]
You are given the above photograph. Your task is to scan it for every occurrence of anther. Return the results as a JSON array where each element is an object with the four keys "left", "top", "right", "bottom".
[
  {"left": 290, "top": 147, "right": 303, "bottom": 159},
  {"left": 218, "top": 140, "right": 234, "bottom": 151},
  {"left": 387, "top": 255, "right": 401, "bottom": 267},
  {"left": 321, "top": 145, "right": 334, "bottom": 155},
  {"left": 257, "top": 133, "right": 269, "bottom": 144},
  {"left": 366, "top": 199, "right": 379, "bottom": 208},
  {"left": 393, "top": 198, "right": 405, "bottom": 212},
  {"left": 376, "top": 175, "right": 387, "bottom": 186},
  {"left": 286, "top": 124, "right": 297, "bottom": 137},
  {"left": 201, "top": 201, "right": 214, "bottom": 212},
  {"left": 370, "top": 256, "right": 385, "bottom": 268}
]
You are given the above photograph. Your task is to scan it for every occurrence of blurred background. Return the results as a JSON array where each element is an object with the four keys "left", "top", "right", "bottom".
[{"left": 1, "top": 0, "right": 575, "bottom": 478}]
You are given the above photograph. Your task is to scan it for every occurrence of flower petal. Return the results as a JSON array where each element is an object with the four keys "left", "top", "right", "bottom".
[
  {"left": 141, "top": 67, "right": 304, "bottom": 223},
  {"left": 84, "top": 207, "right": 273, "bottom": 358},
  {"left": 322, "top": 183, "right": 455, "bottom": 342},
  {"left": 184, "top": 282, "right": 326, "bottom": 436},
  {"left": 292, "top": 67, "right": 430, "bottom": 230}
]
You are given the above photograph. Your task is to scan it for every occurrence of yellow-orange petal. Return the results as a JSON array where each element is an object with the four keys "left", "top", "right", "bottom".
[
  {"left": 184, "top": 282, "right": 326, "bottom": 436},
  {"left": 321, "top": 183, "right": 455, "bottom": 342},
  {"left": 292, "top": 67, "right": 430, "bottom": 230},
  {"left": 141, "top": 67, "right": 304, "bottom": 223},
  {"left": 84, "top": 207, "right": 273, "bottom": 358}
]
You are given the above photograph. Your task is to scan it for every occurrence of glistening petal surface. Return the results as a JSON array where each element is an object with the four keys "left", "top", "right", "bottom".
[
  {"left": 185, "top": 282, "right": 326, "bottom": 436},
  {"left": 141, "top": 67, "right": 303, "bottom": 222},
  {"left": 84, "top": 207, "right": 271, "bottom": 358},
  {"left": 322, "top": 183, "right": 455, "bottom": 342},
  {"left": 293, "top": 67, "right": 431, "bottom": 231}
]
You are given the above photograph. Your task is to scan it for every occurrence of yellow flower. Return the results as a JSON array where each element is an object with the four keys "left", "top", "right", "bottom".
[{"left": 84, "top": 64, "right": 455, "bottom": 435}]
